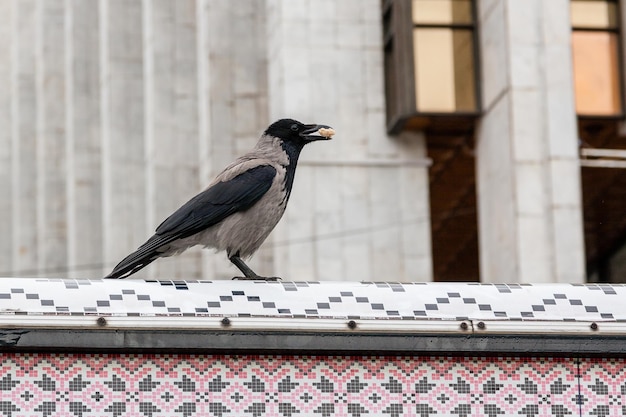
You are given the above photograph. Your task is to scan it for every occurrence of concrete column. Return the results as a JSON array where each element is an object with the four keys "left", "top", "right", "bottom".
[
  {"left": 11, "top": 0, "right": 39, "bottom": 273},
  {"left": 67, "top": 0, "right": 103, "bottom": 278},
  {"left": 143, "top": 0, "right": 201, "bottom": 279},
  {"left": 265, "top": 0, "right": 433, "bottom": 281},
  {"left": 100, "top": 0, "right": 147, "bottom": 276},
  {"left": 0, "top": 1, "right": 12, "bottom": 275},
  {"left": 38, "top": 0, "right": 67, "bottom": 276},
  {"left": 476, "top": 0, "right": 585, "bottom": 283}
]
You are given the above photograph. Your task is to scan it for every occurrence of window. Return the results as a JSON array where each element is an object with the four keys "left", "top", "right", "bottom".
[
  {"left": 383, "top": 0, "right": 479, "bottom": 134},
  {"left": 383, "top": 0, "right": 481, "bottom": 282},
  {"left": 412, "top": 0, "right": 477, "bottom": 112},
  {"left": 571, "top": 0, "right": 623, "bottom": 116},
  {"left": 574, "top": 1, "right": 626, "bottom": 284}
]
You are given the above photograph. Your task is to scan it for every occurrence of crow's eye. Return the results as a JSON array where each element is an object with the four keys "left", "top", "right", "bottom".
[{"left": 290, "top": 124, "right": 299, "bottom": 132}]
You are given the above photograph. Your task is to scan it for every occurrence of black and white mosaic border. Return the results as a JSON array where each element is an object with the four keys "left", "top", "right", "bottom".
[{"left": 0, "top": 279, "right": 623, "bottom": 323}]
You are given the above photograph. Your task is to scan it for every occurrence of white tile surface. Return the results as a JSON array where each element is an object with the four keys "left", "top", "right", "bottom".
[{"left": 0, "top": 278, "right": 624, "bottom": 328}]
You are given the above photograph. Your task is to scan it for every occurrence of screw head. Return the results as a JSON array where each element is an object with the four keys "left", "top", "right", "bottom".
[
  {"left": 347, "top": 320, "right": 357, "bottom": 329},
  {"left": 477, "top": 321, "right": 486, "bottom": 330},
  {"left": 460, "top": 322, "right": 469, "bottom": 331},
  {"left": 96, "top": 317, "right": 107, "bottom": 327},
  {"left": 221, "top": 317, "right": 231, "bottom": 327},
  {"left": 590, "top": 322, "right": 598, "bottom": 331}
]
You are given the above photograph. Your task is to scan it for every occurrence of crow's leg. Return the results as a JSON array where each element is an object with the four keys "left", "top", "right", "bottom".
[{"left": 229, "top": 254, "right": 281, "bottom": 281}]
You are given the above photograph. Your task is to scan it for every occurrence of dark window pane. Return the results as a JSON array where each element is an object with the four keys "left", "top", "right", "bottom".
[
  {"left": 384, "top": 40, "right": 398, "bottom": 126},
  {"left": 608, "top": 243, "right": 626, "bottom": 282}
]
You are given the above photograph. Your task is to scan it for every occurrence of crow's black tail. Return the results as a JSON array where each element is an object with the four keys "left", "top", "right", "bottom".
[
  {"left": 105, "top": 257, "right": 157, "bottom": 279},
  {"left": 105, "top": 235, "right": 170, "bottom": 279}
]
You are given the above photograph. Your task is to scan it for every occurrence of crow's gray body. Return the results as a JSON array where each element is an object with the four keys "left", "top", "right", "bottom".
[
  {"left": 106, "top": 119, "right": 332, "bottom": 279},
  {"left": 162, "top": 136, "right": 290, "bottom": 259}
]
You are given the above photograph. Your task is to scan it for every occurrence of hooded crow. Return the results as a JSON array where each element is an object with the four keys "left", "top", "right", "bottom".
[{"left": 105, "top": 118, "right": 334, "bottom": 280}]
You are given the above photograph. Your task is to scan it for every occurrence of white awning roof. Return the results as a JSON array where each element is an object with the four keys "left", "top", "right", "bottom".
[{"left": 0, "top": 279, "right": 623, "bottom": 335}]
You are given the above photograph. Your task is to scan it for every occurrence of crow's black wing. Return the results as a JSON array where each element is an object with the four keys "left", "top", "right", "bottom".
[
  {"left": 105, "top": 164, "right": 276, "bottom": 278},
  {"left": 155, "top": 164, "right": 277, "bottom": 239}
]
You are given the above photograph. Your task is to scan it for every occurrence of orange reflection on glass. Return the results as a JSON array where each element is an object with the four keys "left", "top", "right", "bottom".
[
  {"left": 413, "top": 28, "right": 476, "bottom": 112},
  {"left": 412, "top": 0, "right": 472, "bottom": 25},
  {"left": 572, "top": 31, "right": 622, "bottom": 115}
]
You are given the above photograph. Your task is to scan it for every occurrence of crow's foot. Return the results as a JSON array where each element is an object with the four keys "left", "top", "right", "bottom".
[{"left": 229, "top": 254, "right": 282, "bottom": 281}]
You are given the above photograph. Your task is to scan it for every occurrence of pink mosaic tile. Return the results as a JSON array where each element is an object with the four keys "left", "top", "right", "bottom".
[
  {"left": 0, "top": 353, "right": 601, "bottom": 416},
  {"left": 579, "top": 358, "right": 626, "bottom": 417}
]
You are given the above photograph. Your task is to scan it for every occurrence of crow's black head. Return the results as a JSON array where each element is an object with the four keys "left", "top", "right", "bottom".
[
  {"left": 265, "top": 119, "right": 334, "bottom": 146},
  {"left": 263, "top": 119, "right": 334, "bottom": 204}
]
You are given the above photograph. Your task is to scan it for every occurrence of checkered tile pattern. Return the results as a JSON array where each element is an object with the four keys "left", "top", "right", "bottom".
[
  {"left": 1, "top": 353, "right": 624, "bottom": 417},
  {"left": 0, "top": 279, "right": 623, "bottom": 322},
  {"left": 579, "top": 358, "right": 626, "bottom": 417}
]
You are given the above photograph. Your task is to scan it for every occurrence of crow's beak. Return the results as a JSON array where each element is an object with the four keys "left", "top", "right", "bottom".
[{"left": 301, "top": 124, "right": 335, "bottom": 141}]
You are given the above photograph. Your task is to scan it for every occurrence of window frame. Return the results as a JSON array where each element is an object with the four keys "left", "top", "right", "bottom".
[{"left": 571, "top": 0, "right": 626, "bottom": 119}]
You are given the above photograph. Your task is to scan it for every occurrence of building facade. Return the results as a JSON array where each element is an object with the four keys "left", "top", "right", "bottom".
[{"left": 0, "top": 0, "right": 623, "bottom": 283}]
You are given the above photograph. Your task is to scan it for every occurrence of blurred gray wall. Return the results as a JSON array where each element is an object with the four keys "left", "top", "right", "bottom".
[{"left": 0, "top": 0, "right": 432, "bottom": 281}]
